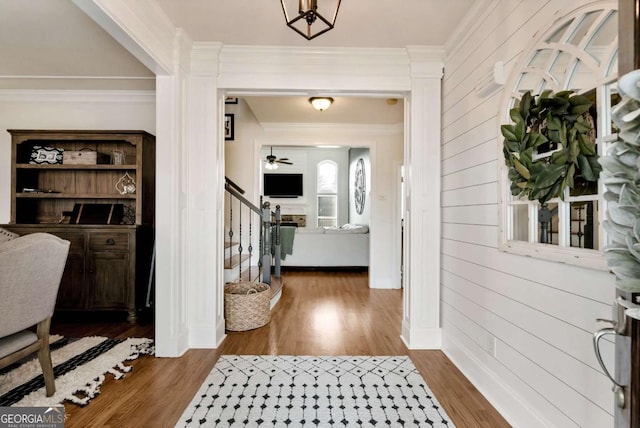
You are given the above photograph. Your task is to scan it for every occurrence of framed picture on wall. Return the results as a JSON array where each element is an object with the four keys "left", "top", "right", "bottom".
[
  {"left": 225, "top": 97, "right": 238, "bottom": 104},
  {"left": 225, "top": 114, "right": 234, "bottom": 141}
]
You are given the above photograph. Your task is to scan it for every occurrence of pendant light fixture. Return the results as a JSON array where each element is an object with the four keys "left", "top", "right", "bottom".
[
  {"left": 280, "top": 0, "right": 342, "bottom": 40},
  {"left": 309, "top": 97, "right": 334, "bottom": 111}
]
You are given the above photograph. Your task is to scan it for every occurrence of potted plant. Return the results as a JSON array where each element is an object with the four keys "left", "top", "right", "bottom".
[
  {"left": 501, "top": 90, "right": 601, "bottom": 242},
  {"left": 599, "top": 70, "right": 640, "bottom": 292}
]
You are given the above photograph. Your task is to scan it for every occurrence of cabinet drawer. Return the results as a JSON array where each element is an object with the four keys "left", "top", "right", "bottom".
[
  {"left": 89, "top": 232, "right": 130, "bottom": 251},
  {"left": 1, "top": 227, "right": 85, "bottom": 254},
  {"left": 51, "top": 232, "right": 85, "bottom": 254}
]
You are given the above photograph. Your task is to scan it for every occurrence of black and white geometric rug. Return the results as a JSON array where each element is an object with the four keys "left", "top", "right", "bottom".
[{"left": 176, "top": 355, "right": 455, "bottom": 427}]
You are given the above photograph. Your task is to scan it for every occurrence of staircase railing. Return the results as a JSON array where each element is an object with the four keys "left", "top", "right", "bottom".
[{"left": 224, "top": 176, "right": 281, "bottom": 284}]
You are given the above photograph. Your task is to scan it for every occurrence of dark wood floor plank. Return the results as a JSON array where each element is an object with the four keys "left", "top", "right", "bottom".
[{"left": 48, "top": 270, "right": 509, "bottom": 427}]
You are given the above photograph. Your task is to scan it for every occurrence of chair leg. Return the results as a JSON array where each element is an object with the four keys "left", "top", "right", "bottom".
[{"left": 36, "top": 318, "right": 56, "bottom": 397}]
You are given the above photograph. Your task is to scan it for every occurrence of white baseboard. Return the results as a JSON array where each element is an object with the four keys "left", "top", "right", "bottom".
[
  {"left": 401, "top": 321, "right": 442, "bottom": 349},
  {"left": 442, "top": 334, "right": 550, "bottom": 428},
  {"left": 270, "top": 288, "right": 283, "bottom": 309},
  {"left": 187, "top": 326, "right": 219, "bottom": 349},
  {"left": 155, "top": 330, "right": 189, "bottom": 357}
]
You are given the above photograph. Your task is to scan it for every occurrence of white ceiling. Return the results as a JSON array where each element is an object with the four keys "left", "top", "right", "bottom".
[
  {"left": 241, "top": 96, "right": 404, "bottom": 125},
  {"left": 154, "top": 0, "right": 475, "bottom": 48},
  {"left": 0, "top": 0, "right": 475, "bottom": 124}
]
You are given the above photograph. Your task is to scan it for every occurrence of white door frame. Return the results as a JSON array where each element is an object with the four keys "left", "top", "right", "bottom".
[{"left": 75, "top": 0, "right": 444, "bottom": 355}]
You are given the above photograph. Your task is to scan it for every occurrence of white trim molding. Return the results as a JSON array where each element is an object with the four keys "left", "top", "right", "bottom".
[
  {"left": 0, "top": 89, "right": 155, "bottom": 103},
  {"left": 217, "top": 45, "right": 419, "bottom": 92},
  {"left": 79, "top": 0, "right": 448, "bottom": 354}
]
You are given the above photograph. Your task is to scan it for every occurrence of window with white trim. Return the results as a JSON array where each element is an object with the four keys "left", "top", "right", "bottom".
[
  {"left": 500, "top": 2, "right": 618, "bottom": 268},
  {"left": 317, "top": 161, "right": 338, "bottom": 227}
]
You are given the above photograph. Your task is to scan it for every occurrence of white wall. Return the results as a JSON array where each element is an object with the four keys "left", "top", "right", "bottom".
[
  {"left": 224, "top": 99, "right": 262, "bottom": 205},
  {"left": 0, "top": 91, "right": 156, "bottom": 224},
  {"left": 258, "top": 146, "right": 349, "bottom": 227},
  {"left": 441, "top": 1, "right": 617, "bottom": 427}
]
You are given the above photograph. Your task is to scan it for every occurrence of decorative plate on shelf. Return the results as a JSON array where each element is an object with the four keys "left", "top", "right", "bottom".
[{"left": 354, "top": 158, "right": 366, "bottom": 215}]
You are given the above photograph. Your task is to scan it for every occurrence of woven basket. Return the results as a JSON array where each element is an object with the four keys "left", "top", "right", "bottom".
[{"left": 224, "top": 281, "right": 271, "bottom": 331}]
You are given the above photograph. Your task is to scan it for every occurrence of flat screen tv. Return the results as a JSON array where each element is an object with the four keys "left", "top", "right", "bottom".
[{"left": 263, "top": 173, "right": 303, "bottom": 198}]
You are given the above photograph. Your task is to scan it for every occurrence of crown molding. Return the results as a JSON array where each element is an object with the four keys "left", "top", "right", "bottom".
[
  {"left": 444, "top": 0, "right": 498, "bottom": 59},
  {"left": 0, "top": 89, "right": 155, "bottom": 103},
  {"left": 406, "top": 46, "right": 445, "bottom": 78},
  {"left": 191, "top": 42, "right": 223, "bottom": 76}
]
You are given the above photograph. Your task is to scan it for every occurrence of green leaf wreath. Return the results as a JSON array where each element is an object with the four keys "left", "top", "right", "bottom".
[{"left": 501, "top": 90, "right": 602, "bottom": 205}]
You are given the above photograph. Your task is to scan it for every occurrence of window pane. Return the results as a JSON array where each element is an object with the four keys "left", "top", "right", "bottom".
[
  {"left": 511, "top": 204, "right": 529, "bottom": 241},
  {"left": 566, "top": 60, "right": 594, "bottom": 91},
  {"left": 318, "top": 218, "right": 337, "bottom": 228},
  {"left": 541, "top": 202, "right": 559, "bottom": 245},
  {"left": 549, "top": 51, "right": 573, "bottom": 83},
  {"left": 528, "top": 49, "right": 552, "bottom": 68},
  {"left": 317, "top": 162, "right": 337, "bottom": 193},
  {"left": 586, "top": 11, "right": 618, "bottom": 63},
  {"left": 546, "top": 19, "right": 574, "bottom": 43},
  {"left": 318, "top": 195, "right": 337, "bottom": 217},
  {"left": 568, "top": 11, "right": 600, "bottom": 46},
  {"left": 570, "top": 201, "right": 599, "bottom": 249},
  {"left": 516, "top": 72, "right": 545, "bottom": 93}
]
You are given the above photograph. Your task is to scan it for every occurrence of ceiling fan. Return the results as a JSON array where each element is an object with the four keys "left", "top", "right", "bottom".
[{"left": 264, "top": 147, "right": 292, "bottom": 170}]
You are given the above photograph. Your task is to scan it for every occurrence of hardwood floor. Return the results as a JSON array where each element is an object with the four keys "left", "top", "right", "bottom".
[{"left": 50, "top": 270, "right": 509, "bottom": 427}]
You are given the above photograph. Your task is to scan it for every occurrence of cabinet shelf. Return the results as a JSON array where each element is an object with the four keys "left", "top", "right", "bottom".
[
  {"left": 16, "top": 193, "right": 137, "bottom": 199},
  {"left": 16, "top": 164, "right": 137, "bottom": 170}
]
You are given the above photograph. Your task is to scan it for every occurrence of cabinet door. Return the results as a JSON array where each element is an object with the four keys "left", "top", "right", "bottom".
[
  {"left": 88, "top": 252, "right": 130, "bottom": 309},
  {"left": 56, "top": 253, "right": 85, "bottom": 309},
  {"left": 51, "top": 231, "right": 86, "bottom": 309}
]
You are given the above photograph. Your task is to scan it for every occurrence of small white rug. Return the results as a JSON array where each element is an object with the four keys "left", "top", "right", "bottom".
[
  {"left": 176, "top": 355, "right": 455, "bottom": 427},
  {"left": 0, "top": 336, "right": 154, "bottom": 407}
]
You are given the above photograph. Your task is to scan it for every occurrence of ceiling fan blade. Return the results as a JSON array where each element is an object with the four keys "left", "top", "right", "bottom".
[
  {"left": 278, "top": 157, "right": 289, "bottom": 161},
  {"left": 277, "top": 160, "right": 293, "bottom": 165}
]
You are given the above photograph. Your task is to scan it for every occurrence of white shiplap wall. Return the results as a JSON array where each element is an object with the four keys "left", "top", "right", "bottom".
[{"left": 441, "top": 1, "right": 617, "bottom": 427}]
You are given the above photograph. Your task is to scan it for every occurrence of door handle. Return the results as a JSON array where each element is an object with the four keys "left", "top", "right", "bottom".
[{"left": 593, "top": 324, "right": 625, "bottom": 408}]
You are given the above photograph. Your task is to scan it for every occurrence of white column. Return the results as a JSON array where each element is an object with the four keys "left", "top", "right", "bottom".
[
  {"left": 187, "top": 43, "right": 226, "bottom": 347},
  {"left": 155, "top": 31, "right": 193, "bottom": 357},
  {"left": 401, "top": 47, "right": 443, "bottom": 349}
]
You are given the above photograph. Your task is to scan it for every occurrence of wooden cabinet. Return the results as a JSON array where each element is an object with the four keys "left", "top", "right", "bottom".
[{"left": 2, "top": 130, "right": 155, "bottom": 322}]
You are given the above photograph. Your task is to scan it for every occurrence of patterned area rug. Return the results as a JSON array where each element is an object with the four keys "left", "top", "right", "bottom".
[
  {"left": 176, "top": 355, "right": 455, "bottom": 427},
  {"left": 0, "top": 336, "right": 154, "bottom": 407}
]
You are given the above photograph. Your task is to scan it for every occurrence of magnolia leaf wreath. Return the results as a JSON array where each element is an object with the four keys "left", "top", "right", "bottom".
[{"left": 501, "top": 90, "right": 601, "bottom": 205}]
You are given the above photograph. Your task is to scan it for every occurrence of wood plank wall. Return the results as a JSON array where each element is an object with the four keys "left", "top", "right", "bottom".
[{"left": 441, "top": 1, "right": 618, "bottom": 427}]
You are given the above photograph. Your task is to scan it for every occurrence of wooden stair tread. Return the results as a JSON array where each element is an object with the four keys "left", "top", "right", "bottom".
[
  {"left": 224, "top": 241, "right": 239, "bottom": 249},
  {"left": 224, "top": 253, "right": 250, "bottom": 269},
  {"left": 240, "top": 265, "right": 260, "bottom": 282}
]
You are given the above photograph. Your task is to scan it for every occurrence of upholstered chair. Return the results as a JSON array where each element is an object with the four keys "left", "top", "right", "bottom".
[{"left": 0, "top": 233, "right": 70, "bottom": 396}]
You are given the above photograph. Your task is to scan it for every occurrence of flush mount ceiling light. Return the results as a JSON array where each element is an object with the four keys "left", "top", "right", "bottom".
[
  {"left": 309, "top": 97, "right": 334, "bottom": 111},
  {"left": 280, "top": 0, "right": 342, "bottom": 41}
]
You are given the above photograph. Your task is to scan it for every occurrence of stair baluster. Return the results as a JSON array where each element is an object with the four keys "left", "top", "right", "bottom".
[
  {"left": 224, "top": 177, "right": 282, "bottom": 286},
  {"left": 228, "top": 191, "right": 233, "bottom": 264},
  {"left": 238, "top": 202, "right": 243, "bottom": 279}
]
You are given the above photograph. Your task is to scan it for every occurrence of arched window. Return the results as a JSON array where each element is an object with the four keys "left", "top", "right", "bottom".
[
  {"left": 500, "top": 2, "right": 618, "bottom": 268},
  {"left": 317, "top": 161, "right": 338, "bottom": 227}
]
